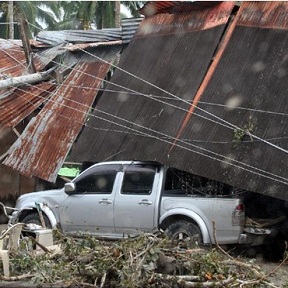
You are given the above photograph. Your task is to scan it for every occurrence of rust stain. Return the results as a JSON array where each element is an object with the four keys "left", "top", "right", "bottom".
[
  {"left": 3, "top": 61, "right": 111, "bottom": 182},
  {"left": 0, "top": 45, "right": 27, "bottom": 77},
  {"left": 136, "top": 2, "right": 235, "bottom": 38},
  {"left": 0, "top": 83, "right": 56, "bottom": 128},
  {"left": 0, "top": 39, "right": 44, "bottom": 76},
  {"left": 238, "top": 1, "right": 288, "bottom": 29}
]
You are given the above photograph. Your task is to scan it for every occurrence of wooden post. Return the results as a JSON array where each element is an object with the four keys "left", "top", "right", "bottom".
[{"left": 16, "top": 12, "right": 36, "bottom": 73}]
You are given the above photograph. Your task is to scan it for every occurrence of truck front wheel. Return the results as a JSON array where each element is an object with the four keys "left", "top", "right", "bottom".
[
  {"left": 21, "top": 212, "right": 52, "bottom": 229},
  {"left": 166, "top": 220, "right": 202, "bottom": 246}
]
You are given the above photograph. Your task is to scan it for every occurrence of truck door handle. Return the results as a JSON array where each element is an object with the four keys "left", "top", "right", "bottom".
[
  {"left": 138, "top": 199, "right": 152, "bottom": 205},
  {"left": 99, "top": 199, "right": 112, "bottom": 205}
]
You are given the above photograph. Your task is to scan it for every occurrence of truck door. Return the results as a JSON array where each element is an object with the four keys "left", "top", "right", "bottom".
[
  {"left": 114, "top": 164, "right": 160, "bottom": 236},
  {"left": 59, "top": 164, "right": 121, "bottom": 237}
]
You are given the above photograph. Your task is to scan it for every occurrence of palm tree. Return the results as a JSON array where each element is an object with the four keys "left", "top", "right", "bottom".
[
  {"left": 55, "top": 1, "right": 145, "bottom": 30},
  {"left": 0, "top": 1, "right": 60, "bottom": 39},
  {"left": 122, "top": 1, "right": 145, "bottom": 17},
  {"left": 0, "top": 1, "right": 146, "bottom": 38}
]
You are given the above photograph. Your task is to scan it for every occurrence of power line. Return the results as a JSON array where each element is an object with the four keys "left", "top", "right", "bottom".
[
  {"left": 63, "top": 51, "right": 288, "bottom": 155},
  {"left": 57, "top": 82, "right": 288, "bottom": 118},
  {"left": 12, "top": 81, "right": 288, "bottom": 187},
  {"left": 3, "top": 40, "right": 288, "bottom": 186}
]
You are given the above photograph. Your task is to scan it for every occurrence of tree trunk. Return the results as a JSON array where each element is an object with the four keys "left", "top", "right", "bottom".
[
  {"left": 8, "top": 1, "right": 14, "bottom": 39},
  {"left": 115, "top": 1, "right": 121, "bottom": 28}
]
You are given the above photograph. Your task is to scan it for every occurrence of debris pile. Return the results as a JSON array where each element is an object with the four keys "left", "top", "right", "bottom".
[{"left": 0, "top": 230, "right": 287, "bottom": 287}]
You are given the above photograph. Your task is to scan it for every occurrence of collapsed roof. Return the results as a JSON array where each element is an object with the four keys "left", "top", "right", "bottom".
[
  {"left": 1, "top": 18, "right": 142, "bottom": 182},
  {"left": 69, "top": 1, "right": 288, "bottom": 201},
  {"left": 1, "top": 2, "right": 288, "bottom": 201}
]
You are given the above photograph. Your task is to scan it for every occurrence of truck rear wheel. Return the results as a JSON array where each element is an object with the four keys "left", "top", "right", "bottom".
[
  {"left": 21, "top": 212, "right": 52, "bottom": 229},
  {"left": 166, "top": 220, "right": 202, "bottom": 246}
]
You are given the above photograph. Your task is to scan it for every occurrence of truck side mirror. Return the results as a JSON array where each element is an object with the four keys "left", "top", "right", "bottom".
[{"left": 64, "top": 182, "right": 76, "bottom": 195}]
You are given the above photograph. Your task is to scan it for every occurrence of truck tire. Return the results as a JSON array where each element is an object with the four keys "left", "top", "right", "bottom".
[
  {"left": 21, "top": 212, "right": 52, "bottom": 229},
  {"left": 166, "top": 220, "right": 202, "bottom": 245}
]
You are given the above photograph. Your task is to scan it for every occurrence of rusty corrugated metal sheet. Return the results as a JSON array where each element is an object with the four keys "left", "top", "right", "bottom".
[
  {"left": 68, "top": 2, "right": 234, "bottom": 165},
  {"left": 0, "top": 38, "right": 49, "bottom": 75},
  {"left": 0, "top": 40, "right": 26, "bottom": 78},
  {"left": 237, "top": 1, "right": 288, "bottom": 29},
  {"left": 139, "top": 1, "right": 221, "bottom": 16},
  {"left": 0, "top": 82, "right": 56, "bottom": 128},
  {"left": 3, "top": 59, "right": 112, "bottom": 182}
]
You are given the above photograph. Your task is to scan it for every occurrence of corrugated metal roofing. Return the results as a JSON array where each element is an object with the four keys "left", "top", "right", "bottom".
[
  {"left": 36, "top": 18, "right": 142, "bottom": 46},
  {"left": 33, "top": 43, "right": 68, "bottom": 71},
  {"left": 0, "top": 40, "right": 27, "bottom": 78},
  {"left": 167, "top": 1, "right": 288, "bottom": 201},
  {"left": 3, "top": 45, "right": 122, "bottom": 182},
  {"left": 122, "top": 17, "right": 143, "bottom": 43},
  {"left": 0, "top": 38, "right": 51, "bottom": 74},
  {"left": 139, "top": 1, "right": 221, "bottom": 16},
  {"left": 69, "top": 1, "right": 288, "bottom": 201},
  {"left": 0, "top": 82, "right": 56, "bottom": 128},
  {"left": 37, "top": 29, "right": 122, "bottom": 46},
  {"left": 68, "top": 2, "right": 234, "bottom": 165},
  {"left": 0, "top": 39, "right": 55, "bottom": 127}
]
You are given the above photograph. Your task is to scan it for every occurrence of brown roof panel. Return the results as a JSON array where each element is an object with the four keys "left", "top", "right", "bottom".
[
  {"left": 68, "top": 3, "right": 234, "bottom": 162},
  {"left": 0, "top": 82, "right": 56, "bottom": 128},
  {"left": 0, "top": 41, "right": 27, "bottom": 78},
  {"left": 169, "top": 1, "right": 288, "bottom": 200},
  {"left": 139, "top": 1, "right": 221, "bottom": 16},
  {"left": 237, "top": 1, "right": 288, "bottom": 29},
  {"left": 69, "top": 2, "right": 288, "bottom": 201},
  {"left": 0, "top": 39, "right": 47, "bottom": 75},
  {"left": 3, "top": 61, "right": 111, "bottom": 182}
]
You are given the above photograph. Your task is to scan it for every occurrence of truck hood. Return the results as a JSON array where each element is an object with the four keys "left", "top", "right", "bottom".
[{"left": 15, "top": 188, "right": 66, "bottom": 209}]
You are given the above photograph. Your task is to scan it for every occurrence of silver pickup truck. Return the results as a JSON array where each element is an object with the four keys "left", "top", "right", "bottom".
[{"left": 9, "top": 161, "right": 270, "bottom": 245}]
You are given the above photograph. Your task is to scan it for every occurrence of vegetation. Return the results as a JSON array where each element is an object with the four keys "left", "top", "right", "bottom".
[
  {"left": 0, "top": 230, "right": 287, "bottom": 287},
  {"left": 0, "top": 1, "right": 145, "bottom": 39}
]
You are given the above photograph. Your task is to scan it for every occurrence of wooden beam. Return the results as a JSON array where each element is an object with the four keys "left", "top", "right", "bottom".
[{"left": 17, "top": 12, "right": 36, "bottom": 73}]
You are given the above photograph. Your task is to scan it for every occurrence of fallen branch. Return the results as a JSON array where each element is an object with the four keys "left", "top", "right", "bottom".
[
  {"left": 155, "top": 274, "right": 235, "bottom": 287},
  {"left": 0, "top": 273, "right": 34, "bottom": 281},
  {"left": 212, "top": 221, "right": 263, "bottom": 279}
]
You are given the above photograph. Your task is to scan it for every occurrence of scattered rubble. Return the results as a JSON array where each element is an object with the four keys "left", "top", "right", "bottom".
[{"left": 0, "top": 226, "right": 287, "bottom": 287}]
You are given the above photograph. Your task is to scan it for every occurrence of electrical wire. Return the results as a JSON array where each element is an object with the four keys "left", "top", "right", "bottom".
[
  {"left": 12, "top": 80, "right": 288, "bottom": 187},
  {"left": 78, "top": 48, "right": 288, "bottom": 155},
  {"left": 2, "top": 37, "right": 288, "bottom": 187},
  {"left": 50, "top": 82, "right": 288, "bottom": 118}
]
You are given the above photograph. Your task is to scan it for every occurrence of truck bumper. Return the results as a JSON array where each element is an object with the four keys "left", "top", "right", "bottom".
[{"left": 238, "top": 227, "right": 272, "bottom": 245}]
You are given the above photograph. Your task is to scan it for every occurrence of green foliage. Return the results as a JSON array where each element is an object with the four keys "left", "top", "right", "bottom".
[
  {"left": 0, "top": 1, "right": 146, "bottom": 39},
  {"left": 233, "top": 117, "right": 255, "bottom": 145}
]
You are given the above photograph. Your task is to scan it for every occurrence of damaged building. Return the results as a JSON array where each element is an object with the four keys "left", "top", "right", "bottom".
[{"left": 1, "top": 1, "right": 288, "bottom": 220}]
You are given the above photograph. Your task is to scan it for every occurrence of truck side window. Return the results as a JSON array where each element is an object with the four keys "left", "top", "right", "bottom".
[
  {"left": 76, "top": 171, "right": 117, "bottom": 194},
  {"left": 122, "top": 170, "right": 155, "bottom": 195}
]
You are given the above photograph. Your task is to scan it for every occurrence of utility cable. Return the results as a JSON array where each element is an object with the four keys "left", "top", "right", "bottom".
[
  {"left": 11, "top": 81, "right": 288, "bottom": 187},
  {"left": 79, "top": 47, "right": 288, "bottom": 155}
]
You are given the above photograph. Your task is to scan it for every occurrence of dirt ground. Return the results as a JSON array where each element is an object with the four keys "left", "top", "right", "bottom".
[{"left": 252, "top": 257, "right": 288, "bottom": 287}]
